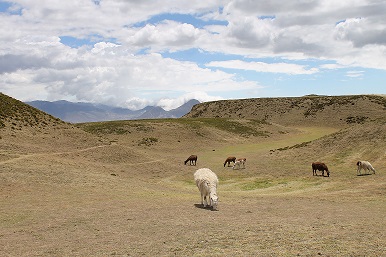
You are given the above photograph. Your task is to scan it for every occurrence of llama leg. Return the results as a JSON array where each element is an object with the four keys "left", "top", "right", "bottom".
[{"left": 203, "top": 195, "right": 208, "bottom": 207}]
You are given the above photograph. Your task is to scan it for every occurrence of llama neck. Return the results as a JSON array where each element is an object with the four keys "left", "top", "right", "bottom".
[{"left": 209, "top": 185, "right": 217, "bottom": 197}]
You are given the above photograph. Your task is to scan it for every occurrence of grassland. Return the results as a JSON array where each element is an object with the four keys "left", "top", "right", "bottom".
[{"left": 1, "top": 95, "right": 385, "bottom": 256}]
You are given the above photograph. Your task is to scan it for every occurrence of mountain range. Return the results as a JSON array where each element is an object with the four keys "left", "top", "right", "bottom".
[{"left": 26, "top": 99, "right": 200, "bottom": 123}]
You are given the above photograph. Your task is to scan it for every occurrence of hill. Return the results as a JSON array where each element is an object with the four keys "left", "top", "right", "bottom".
[
  {"left": 0, "top": 92, "right": 63, "bottom": 129},
  {"left": 184, "top": 94, "right": 386, "bottom": 126},
  {"left": 1, "top": 92, "right": 386, "bottom": 256},
  {"left": 269, "top": 119, "right": 386, "bottom": 174},
  {"left": 0, "top": 92, "right": 102, "bottom": 153},
  {"left": 26, "top": 99, "right": 200, "bottom": 122}
]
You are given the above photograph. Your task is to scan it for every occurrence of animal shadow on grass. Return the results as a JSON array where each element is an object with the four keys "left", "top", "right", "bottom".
[
  {"left": 194, "top": 204, "right": 217, "bottom": 211},
  {"left": 357, "top": 173, "right": 373, "bottom": 176}
]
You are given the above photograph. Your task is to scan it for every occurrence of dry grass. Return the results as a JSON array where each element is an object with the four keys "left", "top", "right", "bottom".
[
  {"left": 185, "top": 94, "right": 386, "bottom": 127},
  {"left": 1, "top": 95, "right": 386, "bottom": 256}
]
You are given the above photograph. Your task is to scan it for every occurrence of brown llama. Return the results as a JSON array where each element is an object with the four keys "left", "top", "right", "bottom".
[
  {"left": 224, "top": 156, "right": 236, "bottom": 167},
  {"left": 312, "top": 162, "right": 330, "bottom": 177},
  {"left": 184, "top": 155, "right": 198, "bottom": 165}
]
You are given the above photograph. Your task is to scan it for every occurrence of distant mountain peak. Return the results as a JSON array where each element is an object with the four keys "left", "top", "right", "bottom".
[{"left": 26, "top": 99, "right": 200, "bottom": 123}]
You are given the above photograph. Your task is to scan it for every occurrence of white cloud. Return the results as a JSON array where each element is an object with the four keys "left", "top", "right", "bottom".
[
  {"left": 124, "top": 20, "right": 205, "bottom": 52},
  {"left": 0, "top": 35, "right": 259, "bottom": 108},
  {"left": 346, "top": 71, "right": 364, "bottom": 78},
  {"left": 157, "top": 91, "right": 223, "bottom": 111},
  {"left": 91, "top": 42, "right": 121, "bottom": 54},
  {"left": 334, "top": 17, "right": 386, "bottom": 48},
  {"left": 0, "top": 0, "right": 385, "bottom": 106},
  {"left": 225, "top": 17, "right": 276, "bottom": 48},
  {"left": 206, "top": 60, "right": 319, "bottom": 75}
]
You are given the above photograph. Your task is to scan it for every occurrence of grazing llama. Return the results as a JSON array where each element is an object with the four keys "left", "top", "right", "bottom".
[
  {"left": 224, "top": 156, "right": 236, "bottom": 167},
  {"left": 194, "top": 168, "right": 219, "bottom": 210},
  {"left": 184, "top": 155, "right": 197, "bottom": 165},
  {"left": 356, "top": 161, "right": 376, "bottom": 175},
  {"left": 312, "top": 162, "right": 330, "bottom": 177},
  {"left": 233, "top": 158, "right": 246, "bottom": 170}
]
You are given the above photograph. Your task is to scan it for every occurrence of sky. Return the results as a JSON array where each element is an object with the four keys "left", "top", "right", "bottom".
[{"left": 0, "top": 0, "right": 385, "bottom": 110}]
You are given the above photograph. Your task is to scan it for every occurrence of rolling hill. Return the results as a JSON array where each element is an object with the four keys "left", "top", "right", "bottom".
[
  {"left": 0, "top": 92, "right": 102, "bottom": 153},
  {"left": 184, "top": 94, "right": 386, "bottom": 126},
  {"left": 1, "top": 92, "right": 386, "bottom": 256},
  {"left": 0, "top": 92, "right": 63, "bottom": 129}
]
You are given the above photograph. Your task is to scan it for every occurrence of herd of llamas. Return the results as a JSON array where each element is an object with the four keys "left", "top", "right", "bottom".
[{"left": 186, "top": 155, "right": 376, "bottom": 211}]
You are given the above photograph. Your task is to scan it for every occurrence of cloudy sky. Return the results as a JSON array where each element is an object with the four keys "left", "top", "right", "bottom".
[{"left": 1, "top": 0, "right": 385, "bottom": 110}]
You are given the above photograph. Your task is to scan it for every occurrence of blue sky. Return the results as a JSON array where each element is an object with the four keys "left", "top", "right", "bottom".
[{"left": 0, "top": 0, "right": 385, "bottom": 110}]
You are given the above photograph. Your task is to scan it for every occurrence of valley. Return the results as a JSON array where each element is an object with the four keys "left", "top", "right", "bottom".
[{"left": 1, "top": 93, "right": 385, "bottom": 256}]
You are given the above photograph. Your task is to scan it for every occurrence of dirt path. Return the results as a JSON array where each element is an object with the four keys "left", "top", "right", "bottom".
[
  {"left": 0, "top": 144, "right": 110, "bottom": 165},
  {"left": 0, "top": 143, "right": 167, "bottom": 167}
]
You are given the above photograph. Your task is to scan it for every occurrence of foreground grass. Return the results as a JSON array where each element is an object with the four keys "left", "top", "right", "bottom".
[{"left": 2, "top": 119, "right": 385, "bottom": 256}]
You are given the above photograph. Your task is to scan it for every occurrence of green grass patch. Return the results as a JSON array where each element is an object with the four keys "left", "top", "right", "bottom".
[
  {"left": 78, "top": 121, "right": 152, "bottom": 135},
  {"left": 176, "top": 118, "right": 270, "bottom": 137},
  {"left": 239, "top": 177, "right": 326, "bottom": 192},
  {"left": 241, "top": 179, "right": 274, "bottom": 190},
  {"left": 79, "top": 118, "right": 271, "bottom": 137}
]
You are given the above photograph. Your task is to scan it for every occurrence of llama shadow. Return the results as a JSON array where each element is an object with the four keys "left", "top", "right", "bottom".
[
  {"left": 194, "top": 204, "right": 217, "bottom": 211},
  {"left": 314, "top": 174, "right": 329, "bottom": 177},
  {"left": 357, "top": 173, "right": 373, "bottom": 176}
]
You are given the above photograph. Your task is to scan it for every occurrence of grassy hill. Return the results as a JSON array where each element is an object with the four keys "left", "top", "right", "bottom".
[
  {"left": 0, "top": 92, "right": 102, "bottom": 153},
  {"left": 184, "top": 94, "right": 386, "bottom": 126},
  {"left": 1, "top": 92, "right": 385, "bottom": 256},
  {"left": 0, "top": 92, "right": 64, "bottom": 129}
]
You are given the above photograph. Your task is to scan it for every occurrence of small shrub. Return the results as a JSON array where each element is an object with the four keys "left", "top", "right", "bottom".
[
  {"left": 346, "top": 116, "right": 369, "bottom": 124},
  {"left": 138, "top": 137, "right": 158, "bottom": 146},
  {"left": 276, "top": 141, "right": 312, "bottom": 151}
]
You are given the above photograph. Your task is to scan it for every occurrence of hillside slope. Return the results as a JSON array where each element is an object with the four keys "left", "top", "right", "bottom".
[
  {"left": 0, "top": 93, "right": 63, "bottom": 129},
  {"left": 184, "top": 95, "right": 386, "bottom": 126},
  {"left": 270, "top": 119, "right": 386, "bottom": 170},
  {"left": 0, "top": 93, "right": 102, "bottom": 153}
]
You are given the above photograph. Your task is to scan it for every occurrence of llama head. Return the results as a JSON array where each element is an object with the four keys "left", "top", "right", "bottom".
[{"left": 210, "top": 192, "right": 219, "bottom": 211}]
